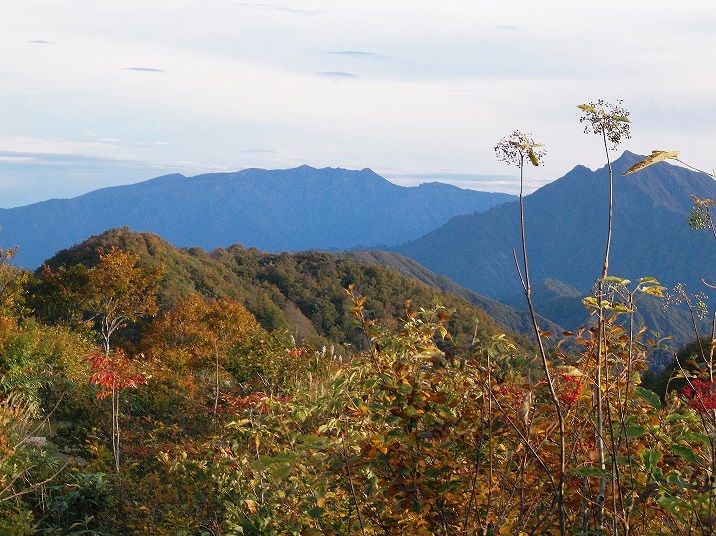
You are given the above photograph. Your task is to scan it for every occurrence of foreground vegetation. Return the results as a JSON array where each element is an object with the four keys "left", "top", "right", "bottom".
[{"left": 0, "top": 103, "right": 714, "bottom": 535}]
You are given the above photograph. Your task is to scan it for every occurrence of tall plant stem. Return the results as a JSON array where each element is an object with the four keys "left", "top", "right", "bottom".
[
  {"left": 513, "top": 161, "right": 566, "bottom": 535},
  {"left": 341, "top": 428, "right": 366, "bottom": 536},
  {"left": 213, "top": 341, "right": 220, "bottom": 426},
  {"left": 595, "top": 125, "right": 613, "bottom": 532},
  {"left": 112, "top": 383, "right": 120, "bottom": 472}
]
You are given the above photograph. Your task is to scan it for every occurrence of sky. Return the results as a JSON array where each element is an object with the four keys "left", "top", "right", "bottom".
[{"left": 1, "top": 1, "right": 715, "bottom": 208}]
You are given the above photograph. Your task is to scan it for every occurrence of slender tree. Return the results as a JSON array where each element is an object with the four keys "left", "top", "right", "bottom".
[
  {"left": 82, "top": 247, "right": 163, "bottom": 355},
  {"left": 495, "top": 131, "right": 567, "bottom": 535},
  {"left": 578, "top": 100, "right": 631, "bottom": 533}
]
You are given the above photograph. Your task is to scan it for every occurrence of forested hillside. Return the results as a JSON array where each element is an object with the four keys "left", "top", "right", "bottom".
[{"left": 39, "top": 227, "right": 528, "bottom": 350}]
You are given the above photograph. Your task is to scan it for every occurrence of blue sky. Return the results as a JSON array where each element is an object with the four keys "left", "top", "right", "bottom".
[{"left": 1, "top": 1, "right": 715, "bottom": 207}]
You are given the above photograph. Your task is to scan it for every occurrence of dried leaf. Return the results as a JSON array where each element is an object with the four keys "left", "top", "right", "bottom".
[
  {"left": 623, "top": 150, "right": 680, "bottom": 175},
  {"left": 576, "top": 103, "right": 597, "bottom": 113},
  {"left": 244, "top": 499, "right": 258, "bottom": 514}
]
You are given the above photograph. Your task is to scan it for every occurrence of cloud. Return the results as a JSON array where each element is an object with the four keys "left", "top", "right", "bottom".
[
  {"left": 29, "top": 40, "right": 54, "bottom": 44},
  {"left": 0, "top": 136, "right": 129, "bottom": 159},
  {"left": 123, "top": 67, "right": 166, "bottom": 73},
  {"left": 316, "top": 71, "right": 357, "bottom": 79},
  {"left": 326, "top": 51, "right": 383, "bottom": 59},
  {"left": 383, "top": 172, "right": 535, "bottom": 195},
  {"left": 0, "top": 155, "right": 36, "bottom": 163},
  {"left": 0, "top": 151, "right": 165, "bottom": 207},
  {"left": 233, "top": 2, "right": 322, "bottom": 16},
  {"left": 239, "top": 149, "right": 281, "bottom": 154},
  {"left": 133, "top": 141, "right": 170, "bottom": 148}
]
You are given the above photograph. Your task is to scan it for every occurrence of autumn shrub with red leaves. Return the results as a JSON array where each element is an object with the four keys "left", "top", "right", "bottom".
[
  {"left": 681, "top": 379, "right": 716, "bottom": 412},
  {"left": 87, "top": 351, "right": 148, "bottom": 397}
]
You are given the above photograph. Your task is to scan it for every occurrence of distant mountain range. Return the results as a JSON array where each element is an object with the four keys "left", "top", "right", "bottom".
[
  {"left": 4, "top": 153, "right": 714, "bottom": 365},
  {"left": 394, "top": 151, "right": 716, "bottom": 301},
  {"left": 0, "top": 165, "right": 514, "bottom": 269}
]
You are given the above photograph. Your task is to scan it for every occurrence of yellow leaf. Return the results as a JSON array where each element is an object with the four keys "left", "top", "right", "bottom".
[
  {"left": 577, "top": 103, "right": 597, "bottom": 113},
  {"left": 244, "top": 499, "right": 258, "bottom": 514},
  {"left": 528, "top": 148, "right": 539, "bottom": 166},
  {"left": 641, "top": 285, "right": 666, "bottom": 297},
  {"left": 622, "top": 150, "right": 680, "bottom": 175},
  {"left": 554, "top": 365, "right": 584, "bottom": 377}
]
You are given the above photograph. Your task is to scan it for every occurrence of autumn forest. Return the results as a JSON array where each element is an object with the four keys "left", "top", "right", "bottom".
[{"left": 1, "top": 102, "right": 716, "bottom": 535}]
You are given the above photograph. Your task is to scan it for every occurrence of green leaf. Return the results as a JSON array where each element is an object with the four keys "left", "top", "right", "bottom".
[
  {"left": 657, "top": 494, "right": 687, "bottom": 523},
  {"left": 640, "top": 449, "right": 662, "bottom": 473},
  {"left": 634, "top": 386, "right": 662, "bottom": 409},
  {"left": 397, "top": 382, "right": 413, "bottom": 395},
  {"left": 612, "top": 115, "right": 631, "bottom": 123},
  {"left": 569, "top": 466, "right": 610, "bottom": 478},
  {"left": 308, "top": 506, "right": 325, "bottom": 519},
  {"left": 270, "top": 463, "right": 293, "bottom": 480},
  {"left": 665, "top": 411, "right": 696, "bottom": 423},
  {"left": 577, "top": 103, "right": 597, "bottom": 113},
  {"left": 403, "top": 405, "right": 419, "bottom": 417},
  {"left": 624, "top": 425, "right": 647, "bottom": 438},
  {"left": 667, "top": 473, "right": 690, "bottom": 489},
  {"left": 528, "top": 149, "right": 539, "bottom": 166},
  {"left": 679, "top": 432, "right": 710, "bottom": 445},
  {"left": 604, "top": 275, "right": 631, "bottom": 285},
  {"left": 671, "top": 443, "right": 699, "bottom": 464},
  {"left": 637, "top": 276, "right": 660, "bottom": 284},
  {"left": 582, "top": 296, "right": 599, "bottom": 309}
]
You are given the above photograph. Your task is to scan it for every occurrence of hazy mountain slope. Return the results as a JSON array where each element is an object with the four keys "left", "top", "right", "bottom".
[
  {"left": 394, "top": 151, "right": 716, "bottom": 300},
  {"left": 499, "top": 277, "right": 707, "bottom": 370},
  {"left": 501, "top": 278, "right": 587, "bottom": 331},
  {"left": 0, "top": 165, "right": 514, "bottom": 269}
]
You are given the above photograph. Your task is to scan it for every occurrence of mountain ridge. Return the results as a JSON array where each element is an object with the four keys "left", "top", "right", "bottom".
[
  {"left": 0, "top": 165, "right": 514, "bottom": 269},
  {"left": 393, "top": 151, "right": 716, "bottom": 300}
]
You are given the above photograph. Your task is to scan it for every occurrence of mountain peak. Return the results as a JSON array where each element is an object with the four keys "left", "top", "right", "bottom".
[
  {"left": 0, "top": 165, "right": 513, "bottom": 268},
  {"left": 396, "top": 152, "right": 716, "bottom": 300}
]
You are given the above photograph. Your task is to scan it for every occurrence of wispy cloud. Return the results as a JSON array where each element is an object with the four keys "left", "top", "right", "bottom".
[
  {"left": 0, "top": 155, "right": 37, "bottom": 163},
  {"left": 0, "top": 151, "right": 162, "bottom": 207},
  {"left": 384, "top": 172, "right": 532, "bottom": 195},
  {"left": 316, "top": 71, "right": 357, "bottom": 79},
  {"left": 233, "top": 2, "right": 322, "bottom": 16},
  {"left": 133, "top": 141, "right": 170, "bottom": 148},
  {"left": 326, "top": 50, "right": 383, "bottom": 59},
  {"left": 123, "top": 67, "right": 166, "bottom": 73},
  {"left": 0, "top": 136, "right": 131, "bottom": 158},
  {"left": 240, "top": 148, "right": 281, "bottom": 154},
  {"left": 29, "top": 39, "right": 54, "bottom": 45}
]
